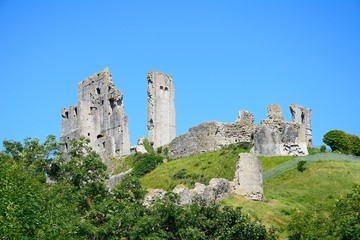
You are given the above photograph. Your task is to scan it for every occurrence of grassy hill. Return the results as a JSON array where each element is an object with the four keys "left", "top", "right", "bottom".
[{"left": 136, "top": 149, "right": 360, "bottom": 239}]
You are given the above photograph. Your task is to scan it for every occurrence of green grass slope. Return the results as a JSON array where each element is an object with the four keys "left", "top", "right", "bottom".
[
  {"left": 140, "top": 150, "right": 360, "bottom": 239},
  {"left": 141, "top": 147, "right": 243, "bottom": 190}
]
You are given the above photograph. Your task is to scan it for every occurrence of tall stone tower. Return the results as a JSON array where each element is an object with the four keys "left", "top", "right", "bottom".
[
  {"left": 290, "top": 104, "right": 312, "bottom": 147},
  {"left": 61, "top": 67, "right": 130, "bottom": 170},
  {"left": 147, "top": 70, "right": 176, "bottom": 149}
]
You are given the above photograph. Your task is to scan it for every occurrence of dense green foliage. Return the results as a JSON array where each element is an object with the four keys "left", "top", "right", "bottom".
[
  {"left": 1, "top": 136, "right": 276, "bottom": 239},
  {"left": 142, "top": 137, "right": 154, "bottom": 154},
  {"left": 288, "top": 185, "right": 360, "bottom": 239},
  {"left": 131, "top": 153, "right": 164, "bottom": 177},
  {"left": 296, "top": 160, "right": 306, "bottom": 172},
  {"left": 323, "top": 129, "right": 360, "bottom": 156}
]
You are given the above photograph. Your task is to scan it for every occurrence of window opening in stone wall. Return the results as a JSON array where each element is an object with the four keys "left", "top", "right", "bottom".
[
  {"left": 96, "top": 88, "right": 101, "bottom": 94},
  {"left": 97, "top": 134, "right": 103, "bottom": 139},
  {"left": 64, "top": 111, "right": 69, "bottom": 119},
  {"left": 301, "top": 112, "right": 305, "bottom": 124},
  {"left": 160, "top": 86, "right": 164, "bottom": 90},
  {"left": 64, "top": 142, "right": 68, "bottom": 152},
  {"left": 74, "top": 107, "right": 78, "bottom": 117},
  {"left": 164, "top": 87, "right": 168, "bottom": 91},
  {"left": 109, "top": 99, "right": 115, "bottom": 112},
  {"left": 88, "top": 133, "right": 90, "bottom": 136},
  {"left": 102, "top": 142, "right": 105, "bottom": 148}
]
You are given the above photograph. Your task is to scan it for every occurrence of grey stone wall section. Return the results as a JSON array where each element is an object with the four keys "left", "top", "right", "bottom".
[
  {"left": 169, "top": 118, "right": 256, "bottom": 159},
  {"left": 290, "top": 103, "right": 312, "bottom": 147},
  {"left": 236, "top": 110, "right": 255, "bottom": 125},
  {"left": 106, "top": 168, "right": 132, "bottom": 191},
  {"left": 252, "top": 104, "right": 309, "bottom": 156},
  {"left": 60, "top": 67, "right": 131, "bottom": 171},
  {"left": 267, "top": 104, "right": 285, "bottom": 121},
  {"left": 147, "top": 70, "right": 176, "bottom": 149},
  {"left": 232, "top": 153, "right": 264, "bottom": 201}
]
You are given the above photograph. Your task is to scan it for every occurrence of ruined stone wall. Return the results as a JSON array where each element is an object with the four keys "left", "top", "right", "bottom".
[
  {"left": 290, "top": 103, "right": 312, "bottom": 147},
  {"left": 147, "top": 70, "right": 176, "bottom": 149},
  {"left": 252, "top": 104, "right": 308, "bottom": 156},
  {"left": 61, "top": 67, "right": 130, "bottom": 170},
  {"left": 169, "top": 111, "right": 256, "bottom": 159}
]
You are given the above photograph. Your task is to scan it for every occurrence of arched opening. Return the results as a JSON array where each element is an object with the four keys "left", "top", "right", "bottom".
[{"left": 97, "top": 134, "right": 103, "bottom": 139}]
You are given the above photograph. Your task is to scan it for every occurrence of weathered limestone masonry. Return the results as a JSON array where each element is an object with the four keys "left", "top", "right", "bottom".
[
  {"left": 147, "top": 70, "right": 176, "bottom": 149},
  {"left": 252, "top": 104, "right": 309, "bottom": 156},
  {"left": 290, "top": 103, "right": 312, "bottom": 147},
  {"left": 61, "top": 67, "right": 130, "bottom": 170},
  {"left": 169, "top": 110, "right": 256, "bottom": 159},
  {"left": 232, "top": 153, "right": 264, "bottom": 201}
]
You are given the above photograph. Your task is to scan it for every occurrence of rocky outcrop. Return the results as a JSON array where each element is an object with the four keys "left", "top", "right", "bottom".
[
  {"left": 173, "top": 179, "right": 231, "bottom": 205},
  {"left": 60, "top": 67, "right": 130, "bottom": 171},
  {"left": 169, "top": 112, "right": 256, "bottom": 159},
  {"left": 232, "top": 153, "right": 264, "bottom": 201},
  {"left": 252, "top": 104, "right": 308, "bottom": 156},
  {"left": 147, "top": 70, "right": 176, "bottom": 149},
  {"left": 131, "top": 137, "right": 148, "bottom": 154},
  {"left": 290, "top": 104, "right": 312, "bottom": 147},
  {"left": 143, "top": 189, "right": 167, "bottom": 207}
]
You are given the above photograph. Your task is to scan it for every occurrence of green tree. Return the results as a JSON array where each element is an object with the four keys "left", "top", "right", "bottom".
[
  {"left": 54, "top": 136, "right": 107, "bottom": 189},
  {"left": 331, "top": 185, "right": 360, "bottom": 239},
  {"left": 2, "top": 134, "right": 60, "bottom": 175},
  {"left": 323, "top": 130, "right": 351, "bottom": 153},
  {"left": 288, "top": 185, "right": 360, "bottom": 239},
  {"left": 0, "top": 156, "right": 79, "bottom": 239}
]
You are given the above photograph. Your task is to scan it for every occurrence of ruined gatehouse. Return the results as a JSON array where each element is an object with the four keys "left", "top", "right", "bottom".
[{"left": 60, "top": 67, "right": 130, "bottom": 170}]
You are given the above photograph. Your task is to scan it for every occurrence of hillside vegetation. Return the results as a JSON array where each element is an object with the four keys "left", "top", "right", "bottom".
[{"left": 140, "top": 149, "right": 360, "bottom": 239}]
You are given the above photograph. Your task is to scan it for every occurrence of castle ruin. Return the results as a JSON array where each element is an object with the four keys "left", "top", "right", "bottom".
[
  {"left": 290, "top": 103, "right": 312, "bottom": 147},
  {"left": 147, "top": 70, "right": 176, "bottom": 149},
  {"left": 60, "top": 67, "right": 130, "bottom": 170},
  {"left": 252, "top": 104, "right": 308, "bottom": 156}
]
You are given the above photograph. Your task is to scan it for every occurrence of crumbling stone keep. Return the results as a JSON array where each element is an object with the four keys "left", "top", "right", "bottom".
[
  {"left": 147, "top": 70, "right": 176, "bottom": 149},
  {"left": 290, "top": 103, "right": 312, "bottom": 147},
  {"left": 61, "top": 67, "right": 130, "bottom": 170}
]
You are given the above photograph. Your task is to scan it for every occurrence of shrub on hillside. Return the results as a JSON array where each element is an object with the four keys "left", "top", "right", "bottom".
[
  {"left": 132, "top": 154, "right": 163, "bottom": 177},
  {"left": 323, "top": 130, "right": 360, "bottom": 155},
  {"left": 288, "top": 185, "right": 360, "bottom": 239}
]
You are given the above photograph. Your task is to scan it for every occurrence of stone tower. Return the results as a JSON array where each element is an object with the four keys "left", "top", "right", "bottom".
[
  {"left": 61, "top": 67, "right": 130, "bottom": 170},
  {"left": 147, "top": 70, "right": 176, "bottom": 149},
  {"left": 290, "top": 103, "right": 312, "bottom": 147}
]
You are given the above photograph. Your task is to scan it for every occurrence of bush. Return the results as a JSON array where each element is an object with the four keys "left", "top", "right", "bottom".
[
  {"left": 237, "top": 141, "right": 253, "bottom": 151},
  {"left": 143, "top": 138, "right": 154, "bottom": 154},
  {"left": 297, "top": 160, "right": 306, "bottom": 172},
  {"left": 323, "top": 130, "right": 350, "bottom": 153},
  {"left": 288, "top": 185, "right": 360, "bottom": 239},
  {"left": 323, "top": 130, "right": 360, "bottom": 155},
  {"left": 320, "top": 145, "right": 327, "bottom": 153},
  {"left": 132, "top": 154, "right": 163, "bottom": 177}
]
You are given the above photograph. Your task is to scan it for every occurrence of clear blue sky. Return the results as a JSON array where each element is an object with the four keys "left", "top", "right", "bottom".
[{"left": 0, "top": 0, "right": 359, "bottom": 148}]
